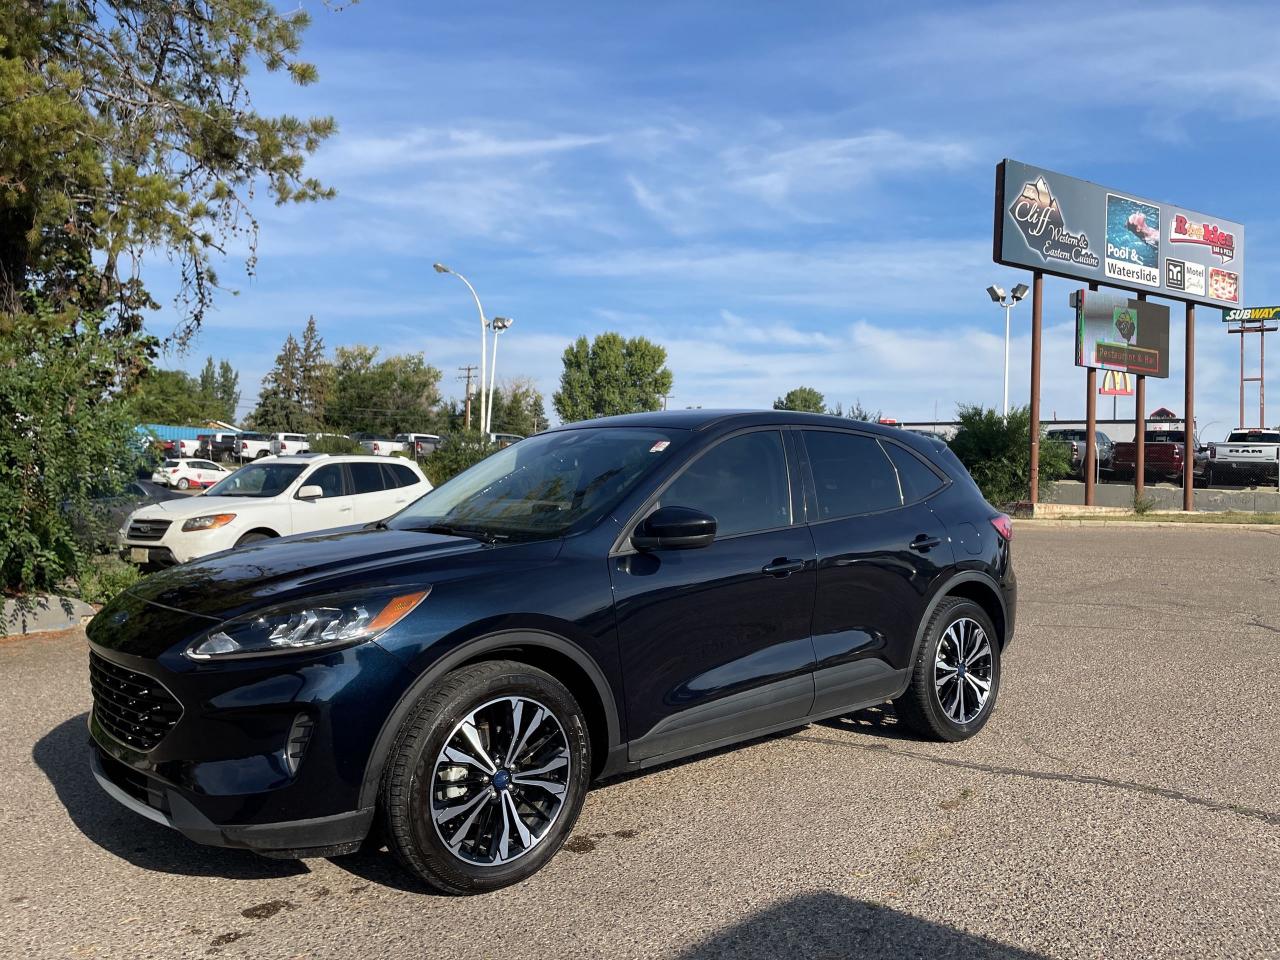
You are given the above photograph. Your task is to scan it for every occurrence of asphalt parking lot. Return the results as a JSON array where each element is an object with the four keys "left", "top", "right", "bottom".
[{"left": 2, "top": 524, "right": 1278, "bottom": 959}]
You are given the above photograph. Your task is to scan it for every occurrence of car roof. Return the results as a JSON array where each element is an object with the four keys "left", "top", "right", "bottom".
[
  {"left": 269, "top": 454, "right": 422, "bottom": 468},
  {"left": 550, "top": 408, "right": 920, "bottom": 439}
]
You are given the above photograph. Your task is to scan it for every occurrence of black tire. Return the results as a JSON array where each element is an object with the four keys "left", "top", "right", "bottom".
[
  {"left": 234, "top": 531, "right": 271, "bottom": 547},
  {"left": 176, "top": 477, "right": 190, "bottom": 490},
  {"left": 893, "top": 597, "right": 1001, "bottom": 742},
  {"left": 254, "top": 450, "right": 268, "bottom": 459},
  {"left": 380, "top": 660, "right": 590, "bottom": 895}
]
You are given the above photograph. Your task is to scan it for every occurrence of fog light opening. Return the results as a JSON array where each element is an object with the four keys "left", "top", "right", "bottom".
[{"left": 285, "top": 713, "right": 315, "bottom": 777}]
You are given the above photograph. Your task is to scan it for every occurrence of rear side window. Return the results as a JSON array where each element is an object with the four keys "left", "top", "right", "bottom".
[
  {"left": 349, "top": 461, "right": 387, "bottom": 494},
  {"left": 382, "top": 463, "right": 420, "bottom": 488},
  {"left": 883, "top": 443, "right": 945, "bottom": 503},
  {"left": 802, "top": 431, "right": 902, "bottom": 519},
  {"left": 660, "top": 430, "right": 792, "bottom": 538}
]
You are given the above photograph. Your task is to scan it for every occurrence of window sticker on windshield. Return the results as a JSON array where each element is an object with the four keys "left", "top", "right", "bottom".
[{"left": 649, "top": 440, "right": 670, "bottom": 453}]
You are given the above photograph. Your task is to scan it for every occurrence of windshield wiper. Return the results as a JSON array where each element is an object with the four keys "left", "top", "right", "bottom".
[{"left": 404, "top": 522, "right": 508, "bottom": 544}]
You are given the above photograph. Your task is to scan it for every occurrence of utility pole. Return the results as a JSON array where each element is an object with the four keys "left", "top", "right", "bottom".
[
  {"left": 660, "top": 394, "right": 674, "bottom": 411},
  {"left": 457, "top": 365, "right": 478, "bottom": 431}
]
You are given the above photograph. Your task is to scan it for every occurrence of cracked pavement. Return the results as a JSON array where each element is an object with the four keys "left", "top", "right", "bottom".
[{"left": 2, "top": 524, "right": 1278, "bottom": 959}]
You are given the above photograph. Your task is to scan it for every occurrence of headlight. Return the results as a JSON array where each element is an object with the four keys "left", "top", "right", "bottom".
[
  {"left": 182, "top": 513, "right": 237, "bottom": 532},
  {"left": 185, "top": 588, "right": 430, "bottom": 660}
]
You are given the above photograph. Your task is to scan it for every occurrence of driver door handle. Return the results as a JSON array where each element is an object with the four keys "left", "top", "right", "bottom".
[
  {"left": 909, "top": 534, "right": 942, "bottom": 552},
  {"left": 762, "top": 558, "right": 805, "bottom": 578}
]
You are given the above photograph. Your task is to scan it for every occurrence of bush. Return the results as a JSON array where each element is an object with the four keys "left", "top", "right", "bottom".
[
  {"left": 0, "top": 307, "right": 141, "bottom": 596},
  {"left": 948, "top": 405, "right": 1071, "bottom": 506},
  {"left": 422, "top": 432, "right": 498, "bottom": 486},
  {"left": 310, "top": 434, "right": 362, "bottom": 455},
  {"left": 71, "top": 556, "right": 140, "bottom": 606}
]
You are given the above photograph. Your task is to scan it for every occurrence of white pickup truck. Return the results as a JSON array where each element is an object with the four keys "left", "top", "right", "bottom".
[{"left": 1206, "top": 429, "right": 1280, "bottom": 487}]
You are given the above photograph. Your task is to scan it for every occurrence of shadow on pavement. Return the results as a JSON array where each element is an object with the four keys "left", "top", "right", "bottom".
[
  {"left": 817, "top": 704, "right": 917, "bottom": 741},
  {"left": 32, "top": 713, "right": 308, "bottom": 880},
  {"left": 676, "top": 892, "right": 1045, "bottom": 960}
]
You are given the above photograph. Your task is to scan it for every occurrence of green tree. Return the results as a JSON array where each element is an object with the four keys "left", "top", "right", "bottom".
[
  {"left": 251, "top": 334, "right": 306, "bottom": 431},
  {"left": 0, "top": 0, "right": 336, "bottom": 339},
  {"left": 132, "top": 368, "right": 218, "bottom": 425},
  {"left": 326, "top": 346, "right": 443, "bottom": 436},
  {"left": 773, "top": 386, "right": 827, "bottom": 413},
  {"left": 552, "top": 333, "right": 673, "bottom": 423},
  {"left": 215, "top": 360, "right": 241, "bottom": 424},
  {"left": 948, "top": 404, "right": 1071, "bottom": 506},
  {"left": 0, "top": 305, "right": 140, "bottom": 599},
  {"left": 297, "top": 316, "right": 332, "bottom": 425},
  {"left": 489, "top": 378, "right": 547, "bottom": 436},
  {"left": 844, "top": 397, "right": 881, "bottom": 422}
]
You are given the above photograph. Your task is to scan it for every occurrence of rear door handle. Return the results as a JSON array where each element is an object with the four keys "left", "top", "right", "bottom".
[
  {"left": 762, "top": 558, "right": 805, "bottom": 578},
  {"left": 909, "top": 535, "right": 942, "bottom": 552}
]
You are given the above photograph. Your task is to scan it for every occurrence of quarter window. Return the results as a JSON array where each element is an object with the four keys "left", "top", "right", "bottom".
[
  {"left": 802, "top": 431, "right": 902, "bottom": 519},
  {"left": 660, "top": 431, "right": 792, "bottom": 538},
  {"left": 883, "top": 443, "right": 945, "bottom": 503},
  {"left": 383, "top": 463, "right": 419, "bottom": 488}
]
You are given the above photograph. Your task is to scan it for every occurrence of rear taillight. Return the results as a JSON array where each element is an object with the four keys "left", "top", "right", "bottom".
[
  {"left": 1209, "top": 446, "right": 1217, "bottom": 459},
  {"left": 990, "top": 514, "right": 1013, "bottom": 541},
  {"left": 170, "top": 468, "right": 180, "bottom": 474},
  {"left": 279, "top": 443, "right": 288, "bottom": 451},
  {"left": 373, "top": 443, "right": 381, "bottom": 453}
]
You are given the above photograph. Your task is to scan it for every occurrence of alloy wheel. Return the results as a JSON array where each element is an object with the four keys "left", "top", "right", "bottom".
[
  {"left": 429, "top": 696, "right": 572, "bottom": 866},
  {"left": 933, "top": 616, "right": 994, "bottom": 724}
]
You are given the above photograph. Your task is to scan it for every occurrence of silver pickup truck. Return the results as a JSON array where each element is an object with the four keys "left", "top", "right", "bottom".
[{"left": 1206, "top": 429, "right": 1280, "bottom": 487}]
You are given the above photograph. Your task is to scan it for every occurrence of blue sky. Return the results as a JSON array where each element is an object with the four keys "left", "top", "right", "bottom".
[{"left": 149, "top": 1, "right": 1280, "bottom": 435}]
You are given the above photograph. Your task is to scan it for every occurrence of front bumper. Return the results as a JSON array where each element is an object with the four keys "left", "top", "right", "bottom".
[{"left": 87, "top": 639, "right": 415, "bottom": 857}]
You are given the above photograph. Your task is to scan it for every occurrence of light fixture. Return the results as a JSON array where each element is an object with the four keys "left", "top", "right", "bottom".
[
  {"left": 432, "top": 262, "right": 450, "bottom": 274},
  {"left": 986, "top": 285, "right": 1006, "bottom": 303},
  {"left": 1011, "top": 282, "right": 1030, "bottom": 302}
]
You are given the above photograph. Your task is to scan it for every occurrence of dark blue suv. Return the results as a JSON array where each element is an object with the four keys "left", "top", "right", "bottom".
[{"left": 87, "top": 411, "right": 1016, "bottom": 893}]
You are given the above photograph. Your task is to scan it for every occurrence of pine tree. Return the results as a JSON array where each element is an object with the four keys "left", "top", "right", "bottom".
[
  {"left": 216, "top": 360, "right": 241, "bottom": 424},
  {"left": 251, "top": 334, "right": 305, "bottom": 430},
  {"left": 297, "top": 316, "right": 331, "bottom": 428}
]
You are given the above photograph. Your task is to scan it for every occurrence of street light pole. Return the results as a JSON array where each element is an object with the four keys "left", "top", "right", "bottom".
[
  {"left": 486, "top": 317, "right": 513, "bottom": 435},
  {"left": 987, "top": 282, "right": 1030, "bottom": 417},
  {"left": 434, "top": 263, "right": 488, "bottom": 434}
]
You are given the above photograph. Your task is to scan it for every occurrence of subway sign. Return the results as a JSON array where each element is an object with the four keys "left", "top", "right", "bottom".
[{"left": 1222, "top": 306, "right": 1280, "bottom": 324}]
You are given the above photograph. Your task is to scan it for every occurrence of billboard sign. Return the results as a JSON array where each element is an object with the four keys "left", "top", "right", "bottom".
[
  {"left": 995, "top": 160, "right": 1244, "bottom": 307},
  {"left": 1222, "top": 306, "right": 1280, "bottom": 324},
  {"left": 1074, "top": 288, "right": 1171, "bottom": 378}
]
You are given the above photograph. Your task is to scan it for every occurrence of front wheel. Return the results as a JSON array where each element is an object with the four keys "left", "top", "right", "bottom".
[
  {"left": 894, "top": 597, "right": 1001, "bottom": 742},
  {"left": 380, "top": 660, "right": 590, "bottom": 894}
]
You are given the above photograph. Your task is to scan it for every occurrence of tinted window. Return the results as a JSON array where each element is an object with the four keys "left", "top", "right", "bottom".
[
  {"left": 308, "top": 464, "right": 348, "bottom": 498},
  {"left": 803, "top": 430, "right": 901, "bottom": 519},
  {"left": 660, "top": 431, "right": 792, "bottom": 538},
  {"left": 194, "top": 460, "right": 220, "bottom": 470},
  {"left": 884, "top": 443, "right": 945, "bottom": 503},
  {"left": 382, "top": 463, "right": 419, "bottom": 488},
  {"left": 350, "top": 461, "right": 387, "bottom": 494}
]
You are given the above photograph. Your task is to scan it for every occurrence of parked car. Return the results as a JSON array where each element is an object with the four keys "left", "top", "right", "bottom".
[
  {"left": 119, "top": 454, "right": 430, "bottom": 568},
  {"left": 397, "top": 432, "right": 442, "bottom": 457},
  {"left": 65, "top": 480, "right": 183, "bottom": 552},
  {"left": 1206, "top": 429, "right": 1280, "bottom": 487},
  {"left": 1045, "top": 428, "right": 1113, "bottom": 476},
  {"left": 1111, "top": 429, "right": 1205, "bottom": 484},
  {"left": 490, "top": 432, "right": 524, "bottom": 448},
  {"left": 198, "top": 432, "right": 242, "bottom": 463},
  {"left": 237, "top": 432, "right": 272, "bottom": 460},
  {"left": 149, "top": 458, "right": 231, "bottom": 490},
  {"left": 89, "top": 410, "right": 1016, "bottom": 893},
  {"left": 268, "top": 432, "right": 310, "bottom": 456},
  {"left": 360, "top": 436, "right": 406, "bottom": 457}
]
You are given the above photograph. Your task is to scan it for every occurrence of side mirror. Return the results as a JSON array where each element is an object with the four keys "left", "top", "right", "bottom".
[
  {"left": 297, "top": 484, "right": 324, "bottom": 501},
  {"left": 632, "top": 505, "right": 717, "bottom": 551}
]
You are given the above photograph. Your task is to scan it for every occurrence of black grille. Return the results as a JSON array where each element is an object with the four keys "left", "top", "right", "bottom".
[
  {"left": 127, "top": 518, "right": 171, "bottom": 542},
  {"left": 89, "top": 653, "right": 183, "bottom": 751}
]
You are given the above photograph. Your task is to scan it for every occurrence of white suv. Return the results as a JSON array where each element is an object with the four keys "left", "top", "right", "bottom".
[{"left": 120, "top": 454, "right": 431, "bottom": 567}]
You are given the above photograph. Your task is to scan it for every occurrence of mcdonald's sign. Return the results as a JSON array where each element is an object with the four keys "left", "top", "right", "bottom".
[{"left": 1099, "top": 370, "right": 1134, "bottom": 396}]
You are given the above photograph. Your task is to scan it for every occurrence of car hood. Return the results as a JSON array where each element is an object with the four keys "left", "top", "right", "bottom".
[
  {"left": 132, "top": 495, "right": 275, "bottom": 519},
  {"left": 90, "top": 527, "right": 564, "bottom": 658}
]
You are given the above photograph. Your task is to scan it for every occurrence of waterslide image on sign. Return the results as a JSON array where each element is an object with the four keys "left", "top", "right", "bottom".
[{"left": 1105, "top": 194, "right": 1160, "bottom": 288}]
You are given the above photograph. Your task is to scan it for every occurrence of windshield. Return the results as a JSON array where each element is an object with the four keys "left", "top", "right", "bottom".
[
  {"left": 205, "top": 463, "right": 305, "bottom": 498},
  {"left": 390, "top": 427, "right": 683, "bottom": 540}
]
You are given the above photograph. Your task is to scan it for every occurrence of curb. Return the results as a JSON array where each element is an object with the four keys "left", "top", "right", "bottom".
[{"left": 1014, "top": 518, "right": 1280, "bottom": 532}]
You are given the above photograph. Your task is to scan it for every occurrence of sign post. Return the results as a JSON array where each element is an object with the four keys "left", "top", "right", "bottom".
[{"left": 1224, "top": 307, "right": 1279, "bottom": 429}]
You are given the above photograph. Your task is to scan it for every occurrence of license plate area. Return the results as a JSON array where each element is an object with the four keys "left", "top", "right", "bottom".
[{"left": 130, "top": 547, "right": 149, "bottom": 563}]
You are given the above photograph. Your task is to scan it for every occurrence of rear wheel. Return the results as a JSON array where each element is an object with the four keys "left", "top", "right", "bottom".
[
  {"left": 380, "top": 660, "right": 590, "bottom": 894},
  {"left": 176, "top": 477, "right": 190, "bottom": 490},
  {"left": 894, "top": 597, "right": 1000, "bottom": 742}
]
